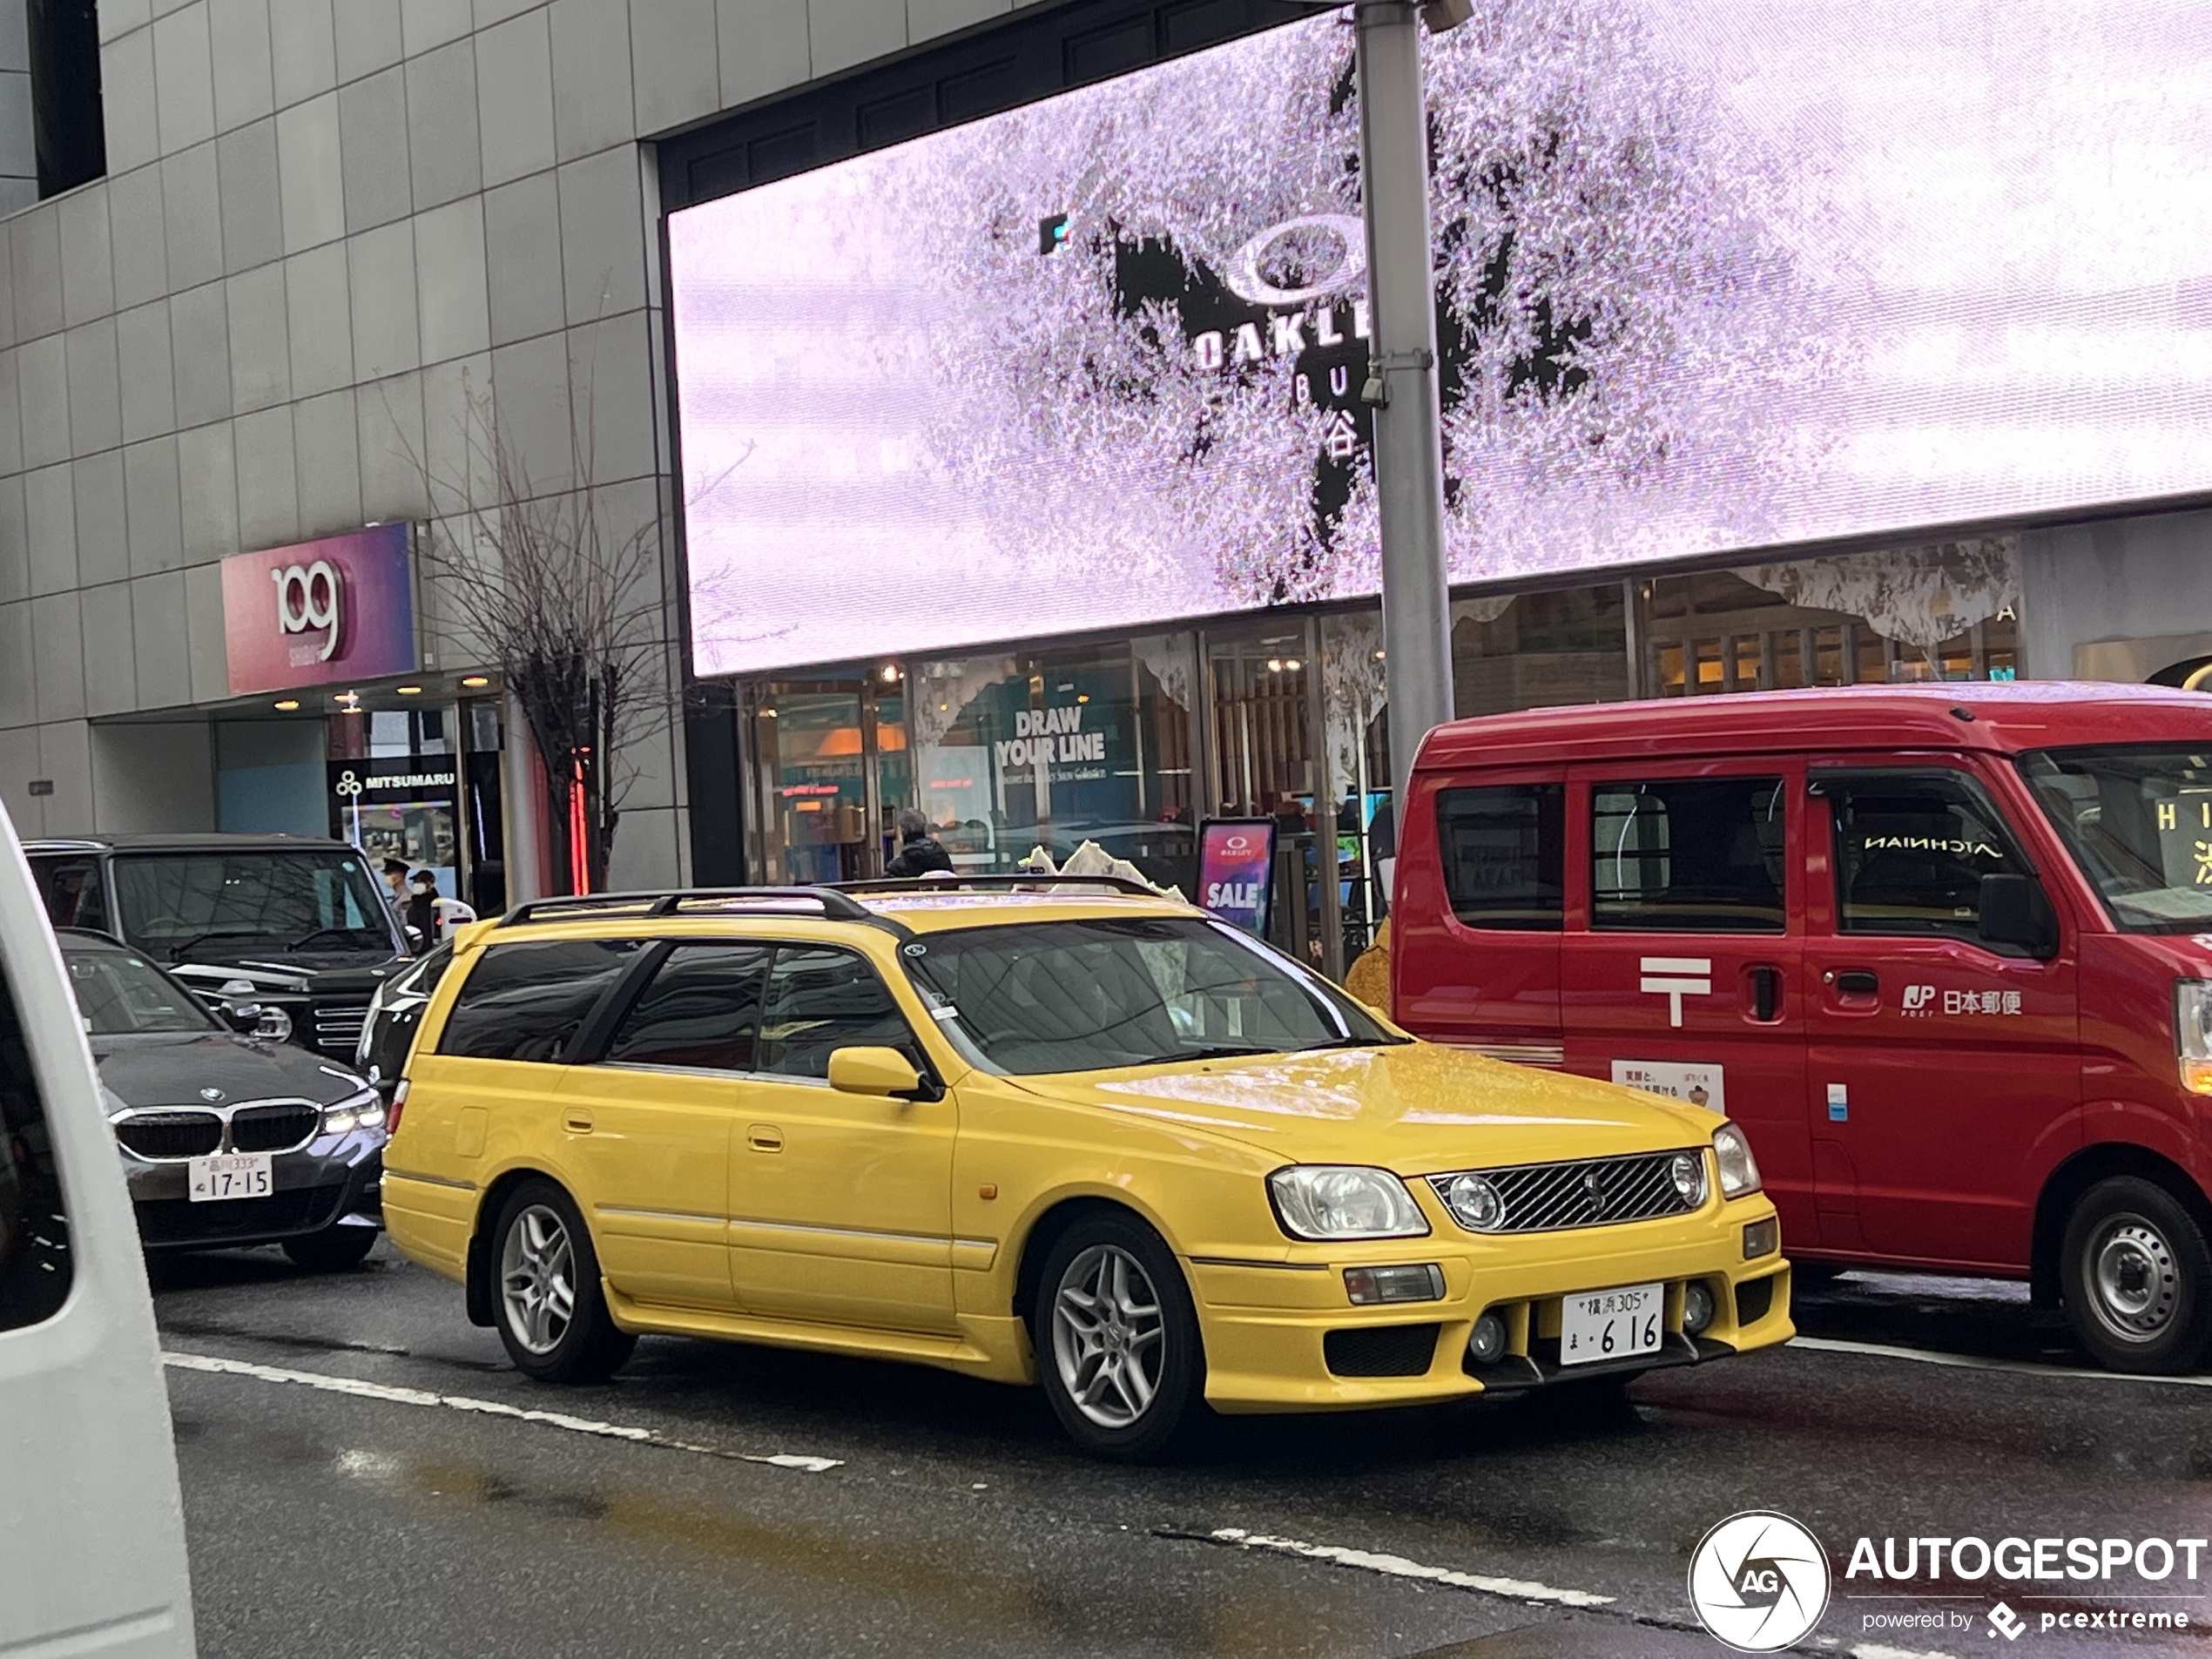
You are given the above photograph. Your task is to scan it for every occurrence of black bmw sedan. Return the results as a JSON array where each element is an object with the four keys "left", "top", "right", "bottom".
[{"left": 58, "top": 928, "right": 388, "bottom": 1270}]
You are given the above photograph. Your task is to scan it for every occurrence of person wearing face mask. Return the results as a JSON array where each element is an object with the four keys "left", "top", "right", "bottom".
[{"left": 405, "top": 870, "right": 443, "bottom": 952}]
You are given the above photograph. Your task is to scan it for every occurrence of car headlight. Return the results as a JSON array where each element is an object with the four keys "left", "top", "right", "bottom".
[
  {"left": 1268, "top": 1165, "right": 1430, "bottom": 1240},
  {"left": 320, "top": 1087, "right": 385, "bottom": 1136},
  {"left": 1669, "top": 1150, "right": 1708, "bottom": 1205},
  {"left": 255, "top": 1004, "right": 293, "bottom": 1042},
  {"left": 1712, "top": 1123, "right": 1762, "bottom": 1199},
  {"left": 2176, "top": 981, "right": 2212, "bottom": 1094}
]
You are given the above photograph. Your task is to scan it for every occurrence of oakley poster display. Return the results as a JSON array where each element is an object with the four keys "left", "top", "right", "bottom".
[
  {"left": 1198, "top": 819, "right": 1278, "bottom": 937},
  {"left": 670, "top": 0, "right": 2212, "bottom": 679}
]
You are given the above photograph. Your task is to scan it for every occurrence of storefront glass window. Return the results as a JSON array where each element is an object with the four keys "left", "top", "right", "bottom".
[
  {"left": 1453, "top": 585, "right": 1629, "bottom": 718},
  {"left": 903, "top": 637, "right": 1197, "bottom": 892},
  {"left": 1646, "top": 538, "right": 2020, "bottom": 694}
]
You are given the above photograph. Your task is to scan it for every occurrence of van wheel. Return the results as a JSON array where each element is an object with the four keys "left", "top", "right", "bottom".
[
  {"left": 491, "top": 1181, "right": 635, "bottom": 1383},
  {"left": 282, "top": 1226, "right": 378, "bottom": 1271},
  {"left": 1034, "top": 1212, "right": 1204, "bottom": 1462},
  {"left": 2060, "top": 1177, "right": 2212, "bottom": 1374}
]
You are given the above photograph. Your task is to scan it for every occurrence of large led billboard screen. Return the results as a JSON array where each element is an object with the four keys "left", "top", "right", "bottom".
[{"left": 671, "top": 0, "right": 2212, "bottom": 678}]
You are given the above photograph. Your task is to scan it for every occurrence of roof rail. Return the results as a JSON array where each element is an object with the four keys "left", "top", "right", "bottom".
[
  {"left": 835, "top": 873, "right": 1166, "bottom": 899},
  {"left": 497, "top": 886, "right": 878, "bottom": 927}
]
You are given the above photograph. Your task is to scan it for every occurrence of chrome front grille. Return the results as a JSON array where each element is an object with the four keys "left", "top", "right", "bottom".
[
  {"left": 114, "top": 1110, "right": 224, "bottom": 1160},
  {"left": 229, "top": 1102, "right": 322, "bottom": 1153},
  {"left": 1426, "top": 1150, "right": 1702, "bottom": 1234},
  {"left": 312, "top": 1001, "right": 370, "bottom": 1055}
]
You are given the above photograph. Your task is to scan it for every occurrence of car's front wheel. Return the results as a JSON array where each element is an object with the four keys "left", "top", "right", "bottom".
[
  {"left": 2061, "top": 1176, "right": 2212, "bottom": 1374},
  {"left": 282, "top": 1225, "right": 378, "bottom": 1271},
  {"left": 1033, "top": 1211, "right": 1204, "bottom": 1461},
  {"left": 490, "top": 1180, "right": 635, "bottom": 1383}
]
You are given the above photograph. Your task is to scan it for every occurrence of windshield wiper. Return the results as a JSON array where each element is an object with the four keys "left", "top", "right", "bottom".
[
  {"left": 1171, "top": 1043, "right": 1284, "bottom": 1062},
  {"left": 165, "top": 930, "right": 266, "bottom": 963},
  {"left": 292, "top": 926, "right": 380, "bottom": 950}
]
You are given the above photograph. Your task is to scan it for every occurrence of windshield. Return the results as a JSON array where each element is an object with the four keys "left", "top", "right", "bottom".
[
  {"left": 64, "top": 948, "right": 218, "bottom": 1035},
  {"left": 2020, "top": 745, "right": 2212, "bottom": 932},
  {"left": 899, "top": 914, "right": 1400, "bottom": 1076},
  {"left": 111, "top": 852, "right": 395, "bottom": 961}
]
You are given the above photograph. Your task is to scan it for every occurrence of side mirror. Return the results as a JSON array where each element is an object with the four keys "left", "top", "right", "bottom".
[
  {"left": 1979, "top": 873, "right": 2059, "bottom": 959},
  {"left": 826, "top": 1046, "right": 926, "bottom": 1099},
  {"left": 219, "top": 1002, "right": 264, "bottom": 1034}
]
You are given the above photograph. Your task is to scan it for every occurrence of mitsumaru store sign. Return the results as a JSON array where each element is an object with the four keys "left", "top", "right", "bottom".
[
  {"left": 669, "top": 0, "right": 2212, "bottom": 679},
  {"left": 221, "top": 523, "right": 416, "bottom": 697}
]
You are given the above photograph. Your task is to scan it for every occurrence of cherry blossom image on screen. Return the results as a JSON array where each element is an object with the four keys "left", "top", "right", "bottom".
[{"left": 669, "top": 0, "right": 2212, "bottom": 678}]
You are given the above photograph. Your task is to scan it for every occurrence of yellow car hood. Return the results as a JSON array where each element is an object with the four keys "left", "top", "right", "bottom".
[{"left": 1021, "top": 1042, "right": 1719, "bottom": 1174}]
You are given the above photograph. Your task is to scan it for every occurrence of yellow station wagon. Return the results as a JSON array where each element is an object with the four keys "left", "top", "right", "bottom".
[{"left": 382, "top": 880, "right": 1792, "bottom": 1458}]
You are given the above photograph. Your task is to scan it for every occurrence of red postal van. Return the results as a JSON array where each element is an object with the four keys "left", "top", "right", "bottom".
[{"left": 1392, "top": 682, "right": 2212, "bottom": 1373}]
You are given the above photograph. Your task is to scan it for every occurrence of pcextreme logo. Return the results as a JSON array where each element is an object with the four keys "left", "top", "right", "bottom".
[{"left": 1688, "top": 1511, "right": 1831, "bottom": 1651}]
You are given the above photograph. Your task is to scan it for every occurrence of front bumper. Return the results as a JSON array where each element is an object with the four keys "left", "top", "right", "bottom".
[
  {"left": 120, "top": 1130, "right": 386, "bottom": 1251},
  {"left": 1188, "top": 1197, "right": 1791, "bottom": 1413}
]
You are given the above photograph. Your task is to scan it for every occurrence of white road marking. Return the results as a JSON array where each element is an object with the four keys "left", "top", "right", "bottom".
[
  {"left": 1792, "top": 1335, "right": 2212, "bottom": 1388},
  {"left": 1199, "top": 1527, "right": 1615, "bottom": 1608},
  {"left": 1849, "top": 1645, "right": 1959, "bottom": 1659},
  {"left": 161, "top": 1351, "right": 845, "bottom": 1472}
]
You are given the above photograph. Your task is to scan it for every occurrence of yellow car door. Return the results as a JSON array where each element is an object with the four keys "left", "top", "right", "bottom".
[
  {"left": 730, "top": 942, "right": 958, "bottom": 1334},
  {"left": 556, "top": 941, "right": 776, "bottom": 1312}
]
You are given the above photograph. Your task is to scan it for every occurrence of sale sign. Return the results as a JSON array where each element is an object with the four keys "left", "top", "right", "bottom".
[
  {"left": 1197, "top": 819, "right": 1276, "bottom": 936},
  {"left": 222, "top": 523, "right": 415, "bottom": 696}
]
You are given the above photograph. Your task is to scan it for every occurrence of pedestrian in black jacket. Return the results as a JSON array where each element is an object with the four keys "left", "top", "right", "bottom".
[{"left": 884, "top": 809, "right": 954, "bottom": 877}]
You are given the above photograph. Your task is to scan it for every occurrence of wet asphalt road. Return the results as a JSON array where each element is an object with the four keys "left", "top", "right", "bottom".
[{"left": 152, "top": 1249, "right": 2212, "bottom": 1659}]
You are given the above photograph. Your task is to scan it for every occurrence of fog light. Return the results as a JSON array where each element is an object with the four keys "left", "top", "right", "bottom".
[
  {"left": 1669, "top": 1151, "right": 1706, "bottom": 1204},
  {"left": 1442, "top": 1173, "right": 1505, "bottom": 1231},
  {"left": 1468, "top": 1310, "right": 1508, "bottom": 1364},
  {"left": 1344, "top": 1264, "right": 1445, "bottom": 1305},
  {"left": 1742, "top": 1217, "right": 1779, "bottom": 1259},
  {"left": 1683, "top": 1280, "right": 1716, "bottom": 1336}
]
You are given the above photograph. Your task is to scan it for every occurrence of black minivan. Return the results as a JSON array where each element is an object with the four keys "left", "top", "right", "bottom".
[{"left": 25, "top": 834, "right": 408, "bottom": 1065}]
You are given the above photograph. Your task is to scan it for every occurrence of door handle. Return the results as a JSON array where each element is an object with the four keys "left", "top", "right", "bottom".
[
  {"left": 1748, "top": 966, "right": 1781, "bottom": 1022},
  {"left": 1831, "top": 970, "right": 1878, "bottom": 996},
  {"left": 747, "top": 1123, "right": 784, "bottom": 1153},
  {"left": 563, "top": 1109, "right": 595, "bottom": 1134}
]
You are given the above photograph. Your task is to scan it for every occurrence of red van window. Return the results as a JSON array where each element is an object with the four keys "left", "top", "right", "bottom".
[
  {"left": 1435, "top": 785, "right": 1563, "bottom": 930},
  {"left": 1592, "top": 778, "right": 1786, "bottom": 933},
  {"left": 1826, "top": 772, "right": 2023, "bottom": 941}
]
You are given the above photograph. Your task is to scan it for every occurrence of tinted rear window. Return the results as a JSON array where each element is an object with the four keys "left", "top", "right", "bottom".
[
  {"left": 1, "top": 961, "right": 73, "bottom": 1332},
  {"left": 437, "top": 939, "right": 644, "bottom": 1062},
  {"left": 1436, "top": 785, "right": 1563, "bottom": 929}
]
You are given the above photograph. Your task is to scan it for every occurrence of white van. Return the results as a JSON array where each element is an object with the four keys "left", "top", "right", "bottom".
[{"left": 0, "top": 802, "right": 195, "bottom": 1656}]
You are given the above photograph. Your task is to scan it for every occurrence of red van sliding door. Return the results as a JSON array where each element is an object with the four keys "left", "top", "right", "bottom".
[{"left": 1561, "top": 762, "right": 1814, "bottom": 1245}]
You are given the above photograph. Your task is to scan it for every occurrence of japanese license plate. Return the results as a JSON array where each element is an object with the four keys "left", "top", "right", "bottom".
[
  {"left": 187, "top": 1153, "right": 273, "bottom": 1204},
  {"left": 1559, "top": 1281, "right": 1663, "bottom": 1366}
]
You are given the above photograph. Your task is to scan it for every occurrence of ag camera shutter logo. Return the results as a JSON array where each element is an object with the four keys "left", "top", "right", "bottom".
[{"left": 1689, "top": 1511, "right": 1831, "bottom": 1651}]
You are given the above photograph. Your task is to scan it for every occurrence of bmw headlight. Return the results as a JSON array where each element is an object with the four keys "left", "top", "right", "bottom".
[
  {"left": 1268, "top": 1165, "right": 1430, "bottom": 1240},
  {"left": 320, "top": 1087, "right": 386, "bottom": 1136},
  {"left": 1712, "top": 1123, "right": 1762, "bottom": 1199}
]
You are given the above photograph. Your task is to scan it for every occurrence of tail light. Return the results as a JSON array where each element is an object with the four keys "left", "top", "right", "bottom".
[{"left": 388, "top": 1078, "right": 409, "bottom": 1136}]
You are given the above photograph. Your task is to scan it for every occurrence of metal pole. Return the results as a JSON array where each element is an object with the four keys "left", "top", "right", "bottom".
[{"left": 1355, "top": 1, "right": 1455, "bottom": 810}]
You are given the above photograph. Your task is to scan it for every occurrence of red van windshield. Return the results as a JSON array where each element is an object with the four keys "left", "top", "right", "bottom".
[{"left": 2021, "top": 745, "right": 2212, "bottom": 933}]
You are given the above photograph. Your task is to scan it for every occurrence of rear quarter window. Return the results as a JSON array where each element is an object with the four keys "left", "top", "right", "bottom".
[
  {"left": 436, "top": 938, "right": 644, "bottom": 1062},
  {"left": 0, "top": 961, "right": 72, "bottom": 1331}
]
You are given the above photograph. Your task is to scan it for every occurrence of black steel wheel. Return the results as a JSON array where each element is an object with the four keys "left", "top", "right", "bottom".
[{"left": 2061, "top": 1176, "right": 2212, "bottom": 1374}]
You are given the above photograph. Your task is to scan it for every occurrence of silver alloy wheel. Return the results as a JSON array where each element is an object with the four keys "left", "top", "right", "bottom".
[
  {"left": 500, "top": 1203, "right": 577, "bottom": 1356},
  {"left": 2083, "top": 1212, "right": 2181, "bottom": 1344},
  {"left": 1051, "top": 1243, "right": 1167, "bottom": 1429}
]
